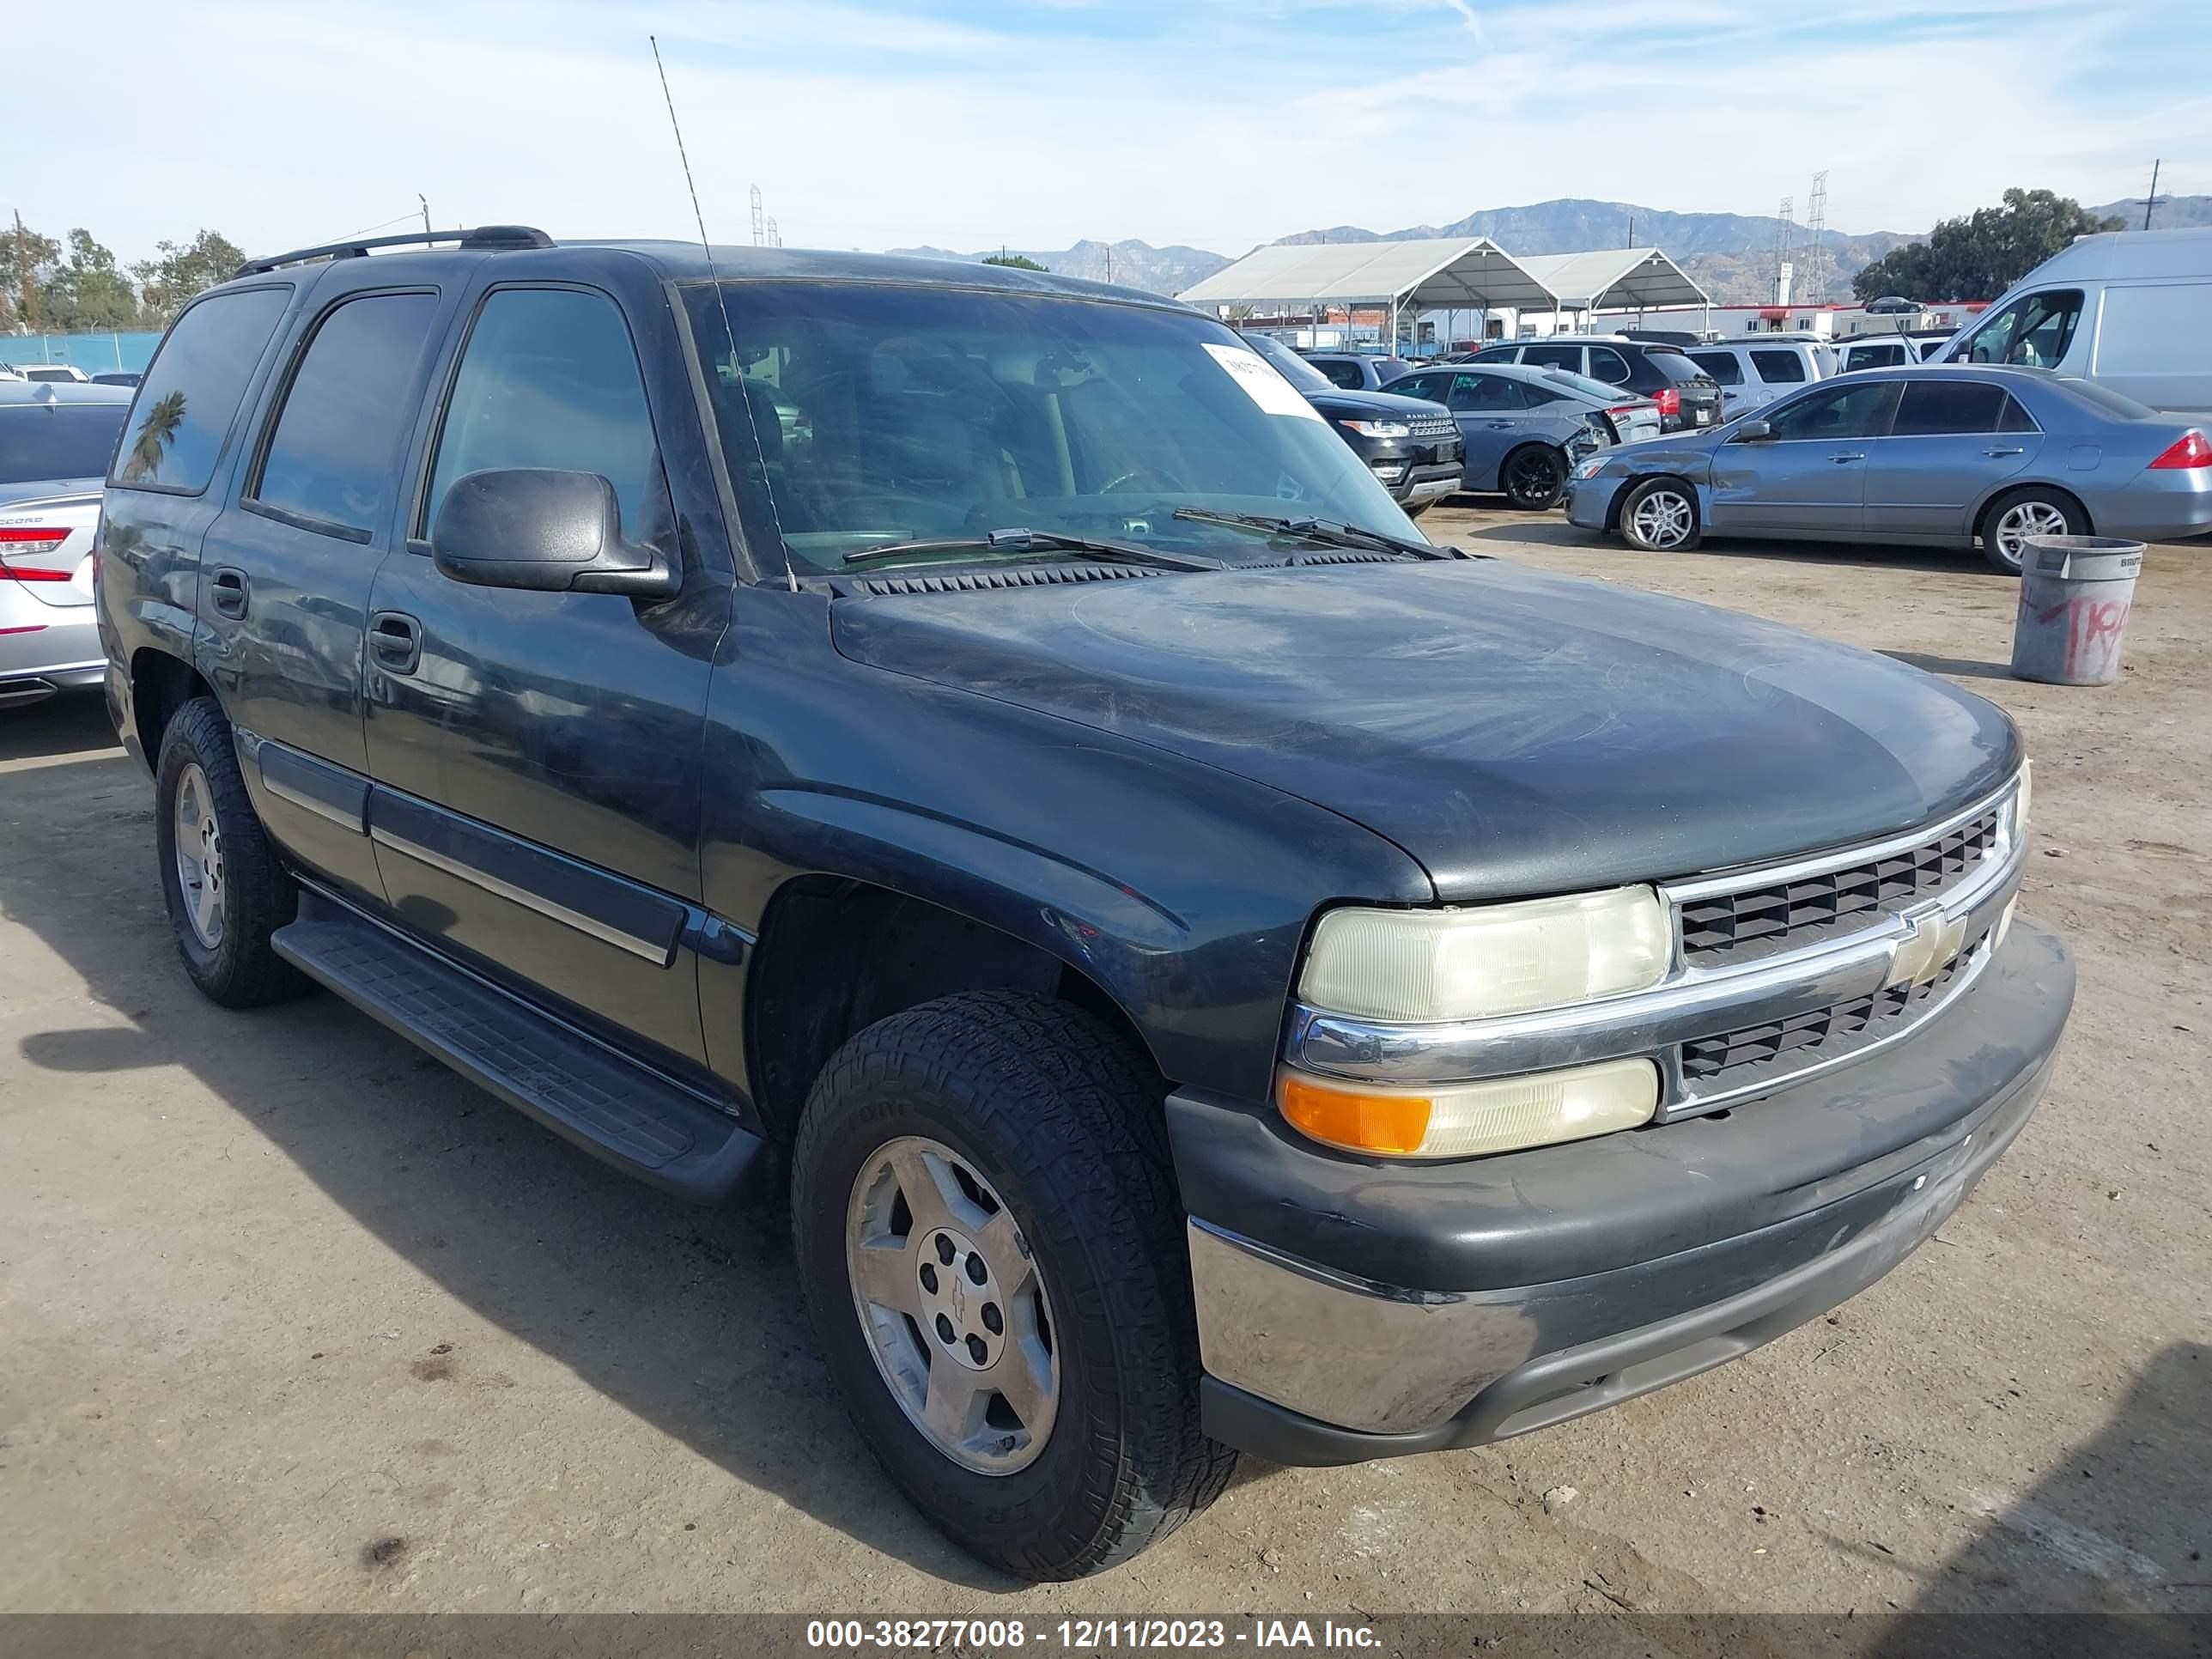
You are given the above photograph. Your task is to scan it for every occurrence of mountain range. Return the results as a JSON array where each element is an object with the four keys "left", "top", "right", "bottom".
[{"left": 891, "top": 194, "right": 2212, "bottom": 307}]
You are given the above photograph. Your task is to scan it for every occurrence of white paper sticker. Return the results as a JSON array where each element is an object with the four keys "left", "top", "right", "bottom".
[{"left": 1203, "top": 342, "right": 1325, "bottom": 421}]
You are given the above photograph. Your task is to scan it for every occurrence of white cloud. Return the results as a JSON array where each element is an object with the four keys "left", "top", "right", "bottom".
[{"left": 6, "top": 0, "right": 2205, "bottom": 266}]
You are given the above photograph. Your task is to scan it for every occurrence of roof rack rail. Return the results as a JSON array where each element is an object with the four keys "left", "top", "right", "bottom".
[{"left": 234, "top": 224, "right": 554, "bottom": 278}]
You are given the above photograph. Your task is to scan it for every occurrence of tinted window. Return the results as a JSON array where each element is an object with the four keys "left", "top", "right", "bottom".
[
  {"left": 1316, "top": 359, "right": 1365, "bottom": 390},
  {"left": 1750, "top": 349, "right": 1808, "bottom": 385},
  {"left": 1690, "top": 351, "right": 1743, "bottom": 386},
  {"left": 1470, "top": 345, "right": 1516, "bottom": 363},
  {"left": 1394, "top": 374, "right": 1442, "bottom": 403},
  {"left": 1448, "top": 373, "right": 1525, "bottom": 412},
  {"left": 0, "top": 404, "right": 130, "bottom": 484},
  {"left": 250, "top": 293, "right": 441, "bottom": 539},
  {"left": 1964, "top": 289, "right": 2082, "bottom": 369},
  {"left": 1648, "top": 352, "right": 1704, "bottom": 385},
  {"left": 427, "top": 288, "right": 667, "bottom": 544},
  {"left": 1586, "top": 346, "right": 1632, "bottom": 385},
  {"left": 1759, "top": 380, "right": 1899, "bottom": 441},
  {"left": 110, "top": 286, "right": 290, "bottom": 491},
  {"left": 1240, "top": 334, "right": 1336, "bottom": 394},
  {"left": 1522, "top": 344, "right": 1582, "bottom": 373},
  {"left": 1996, "top": 395, "right": 2038, "bottom": 433},
  {"left": 1890, "top": 380, "right": 2012, "bottom": 436},
  {"left": 1847, "top": 341, "right": 1905, "bottom": 371}
]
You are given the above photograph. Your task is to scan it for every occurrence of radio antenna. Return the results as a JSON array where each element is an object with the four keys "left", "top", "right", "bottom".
[{"left": 650, "top": 33, "right": 798, "bottom": 592}]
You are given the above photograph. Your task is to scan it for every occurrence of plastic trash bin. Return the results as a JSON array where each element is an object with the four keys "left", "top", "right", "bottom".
[{"left": 2010, "top": 536, "right": 2143, "bottom": 686}]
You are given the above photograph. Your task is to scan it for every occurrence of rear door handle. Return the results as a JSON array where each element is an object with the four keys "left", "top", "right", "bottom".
[
  {"left": 1831, "top": 453, "right": 1866, "bottom": 464},
  {"left": 1984, "top": 445, "right": 2026, "bottom": 457},
  {"left": 369, "top": 611, "right": 422, "bottom": 676},
  {"left": 209, "top": 567, "right": 249, "bottom": 619}
]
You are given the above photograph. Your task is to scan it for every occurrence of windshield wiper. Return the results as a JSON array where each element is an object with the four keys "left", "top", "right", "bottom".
[
  {"left": 1169, "top": 507, "right": 1467, "bottom": 561},
  {"left": 842, "top": 527, "right": 1224, "bottom": 573}
]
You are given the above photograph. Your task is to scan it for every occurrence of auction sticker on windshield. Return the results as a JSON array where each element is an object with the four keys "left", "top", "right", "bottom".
[{"left": 1203, "top": 343, "right": 1324, "bottom": 420}]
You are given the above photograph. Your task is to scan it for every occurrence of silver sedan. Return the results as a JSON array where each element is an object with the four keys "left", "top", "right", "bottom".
[
  {"left": 2, "top": 381, "right": 134, "bottom": 708},
  {"left": 1564, "top": 365, "right": 2212, "bottom": 574}
]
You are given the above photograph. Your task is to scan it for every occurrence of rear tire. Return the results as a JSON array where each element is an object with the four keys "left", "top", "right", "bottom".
[
  {"left": 1501, "top": 444, "right": 1568, "bottom": 511},
  {"left": 1619, "top": 477, "right": 1703, "bottom": 551},
  {"left": 791, "top": 990, "right": 1236, "bottom": 1580},
  {"left": 154, "top": 697, "right": 310, "bottom": 1008},
  {"left": 1978, "top": 486, "right": 2085, "bottom": 576}
]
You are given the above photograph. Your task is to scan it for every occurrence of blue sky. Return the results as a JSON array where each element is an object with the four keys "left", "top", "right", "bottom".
[{"left": 9, "top": 0, "right": 2208, "bottom": 265}]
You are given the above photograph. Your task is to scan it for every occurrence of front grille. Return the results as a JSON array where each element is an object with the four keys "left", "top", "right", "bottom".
[
  {"left": 1408, "top": 416, "right": 1458, "bottom": 440},
  {"left": 1679, "top": 808, "right": 2000, "bottom": 963},
  {"left": 1680, "top": 951, "right": 1966, "bottom": 1085}
]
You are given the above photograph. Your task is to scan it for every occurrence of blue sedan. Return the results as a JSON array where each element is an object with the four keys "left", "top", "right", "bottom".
[{"left": 1564, "top": 365, "right": 2212, "bottom": 573}]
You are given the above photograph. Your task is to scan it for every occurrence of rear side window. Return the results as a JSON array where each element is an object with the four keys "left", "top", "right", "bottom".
[
  {"left": 424, "top": 287, "right": 668, "bottom": 544},
  {"left": 1522, "top": 344, "right": 1582, "bottom": 373},
  {"left": 1316, "top": 359, "right": 1365, "bottom": 390},
  {"left": 1585, "top": 346, "right": 1632, "bottom": 385},
  {"left": 1891, "top": 380, "right": 2012, "bottom": 436},
  {"left": 1750, "top": 349, "right": 1808, "bottom": 385},
  {"left": 1, "top": 404, "right": 130, "bottom": 484},
  {"left": 110, "top": 286, "right": 290, "bottom": 492},
  {"left": 1448, "top": 373, "right": 1526, "bottom": 412},
  {"left": 248, "top": 292, "right": 443, "bottom": 541},
  {"left": 1690, "top": 351, "right": 1743, "bottom": 386}
]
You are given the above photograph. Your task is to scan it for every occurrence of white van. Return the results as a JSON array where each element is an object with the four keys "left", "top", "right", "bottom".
[{"left": 1936, "top": 227, "right": 2212, "bottom": 413}]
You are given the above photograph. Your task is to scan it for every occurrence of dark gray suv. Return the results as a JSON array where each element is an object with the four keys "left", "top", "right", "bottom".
[{"left": 97, "top": 226, "right": 2072, "bottom": 1582}]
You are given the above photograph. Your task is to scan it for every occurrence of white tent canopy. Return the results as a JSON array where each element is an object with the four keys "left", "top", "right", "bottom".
[
  {"left": 1176, "top": 237, "right": 1559, "bottom": 313},
  {"left": 1513, "top": 248, "right": 1708, "bottom": 312}
]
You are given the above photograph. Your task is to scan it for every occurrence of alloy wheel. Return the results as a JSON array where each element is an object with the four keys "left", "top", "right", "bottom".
[
  {"left": 1994, "top": 500, "right": 2069, "bottom": 569},
  {"left": 846, "top": 1135, "right": 1058, "bottom": 1475},
  {"left": 1631, "top": 488, "right": 1696, "bottom": 550},
  {"left": 1506, "top": 449, "right": 1565, "bottom": 508},
  {"left": 173, "top": 763, "right": 226, "bottom": 949}
]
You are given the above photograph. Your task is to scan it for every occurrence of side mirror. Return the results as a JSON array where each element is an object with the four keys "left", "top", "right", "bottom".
[
  {"left": 430, "top": 468, "right": 678, "bottom": 599},
  {"left": 1735, "top": 419, "right": 1775, "bottom": 443}
]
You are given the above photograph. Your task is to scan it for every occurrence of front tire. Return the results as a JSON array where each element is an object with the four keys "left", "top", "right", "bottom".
[
  {"left": 1501, "top": 444, "right": 1567, "bottom": 510},
  {"left": 1978, "top": 486, "right": 2085, "bottom": 575},
  {"left": 1619, "top": 477, "right": 1703, "bottom": 551},
  {"left": 154, "top": 696, "right": 310, "bottom": 1008},
  {"left": 791, "top": 991, "right": 1236, "bottom": 1580}
]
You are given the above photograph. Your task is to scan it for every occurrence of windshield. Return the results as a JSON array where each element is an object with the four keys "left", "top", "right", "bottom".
[
  {"left": 1236, "top": 332, "right": 1338, "bottom": 395},
  {"left": 682, "top": 283, "right": 1416, "bottom": 576},
  {"left": 0, "top": 404, "right": 129, "bottom": 485}
]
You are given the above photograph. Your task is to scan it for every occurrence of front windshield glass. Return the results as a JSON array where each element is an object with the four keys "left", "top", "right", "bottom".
[
  {"left": 1237, "top": 332, "right": 1338, "bottom": 395},
  {"left": 682, "top": 283, "right": 1417, "bottom": 576}
]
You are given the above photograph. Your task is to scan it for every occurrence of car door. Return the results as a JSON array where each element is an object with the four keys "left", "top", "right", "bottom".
[
  {"left": 1442, "top": 370, "right": 1533, "bottom": 489},
  {"left": 1706, "top": 378, "right": 1901, "bottom": 537},
  {"left": 363, "top": 279, "right": 725, "bottom": 1067},
  {"left": 198, "top": 282, "right": 453, "bottom": 902},
  {"left": 1861, "top": 379, "right": 2040, "bottom": 538}
]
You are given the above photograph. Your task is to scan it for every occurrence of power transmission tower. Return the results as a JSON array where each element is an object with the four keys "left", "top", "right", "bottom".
[
  {"left": 765, "top": 216, "right": 781, "bottom": 248},
  {"left": 1775, "top": 197, "right": 1794, "bottom": 304},
  {"left": 1803, "top": 172, "right": 1829, "bottom": 305},
  {"left": 750, "top": 185, "right": 765, "bottom": 247}
]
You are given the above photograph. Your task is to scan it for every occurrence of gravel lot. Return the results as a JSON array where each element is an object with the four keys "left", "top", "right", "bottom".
[{"left": 3, "top": 507, "right": 2207, "bottom": 1624}]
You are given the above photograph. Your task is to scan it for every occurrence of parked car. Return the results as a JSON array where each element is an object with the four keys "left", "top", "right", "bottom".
[
  {"left": 1242, "top": 332, "right": 1463, "bottom": 513},
  {"left": 1297, "top": 351, "right": 1414, "bottom": 391},
  {"left": 16, "top": 364, "right": 91, "bottom": 384},
  {"left": 1466, "top": 337, "right": 1723, "bottom": 432},
  {"left": 90, "top": 370, "right": 143, "bottom": 387},
  {"left": 102, "top": 228, "right": 2073, "bottom": 1582},
  {"left": 1834, "top": 334, "right": 1952, "bottom": 374},
  {"left": 1565, "top": 365, "right": 2212, "bottom": 572},
  {"left": 1688, "top": 340, "right": 1834, "bottom": 418},
  {"left": 1388, "top": 362, "right": 1644, "bottom": 508},
  {"left": 1, "top": 381, "right": 133, "bottom": 708},
  {"left": 1933, "top": 226, "right": 2212, "bottom": 414}
]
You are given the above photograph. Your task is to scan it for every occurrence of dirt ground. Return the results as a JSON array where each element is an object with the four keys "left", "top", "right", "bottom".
[{"left": 3, "top": 507, "right": 2207, "bottom": 1626}]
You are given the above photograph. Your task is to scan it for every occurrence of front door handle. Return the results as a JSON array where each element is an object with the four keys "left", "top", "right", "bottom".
[
  {"left": 209, "top": 567, "right": 249, "bottom": 619},
  {"left": 1831, "top": 452, "right": 1866, "bottom": 464},
  {"left": 369, "top": 611, "right": 422, "bottom": 676},
  {"left": 1984, "top": 445, "right": 2026, "bottom": 457},
  {"left": 1486, "top": 421, "right": 1516, "bottom": 429}
]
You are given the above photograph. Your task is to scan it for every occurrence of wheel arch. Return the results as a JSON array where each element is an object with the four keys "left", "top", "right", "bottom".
[
  {"left": 1605, "top": 471, "right": 1702, "bottom": 532},
  {"left": 1971, "top": 477, "right": 2094, "bottom": 539},
  {"left": 129, "top": 647, "right": 218, "bottom": 774}
]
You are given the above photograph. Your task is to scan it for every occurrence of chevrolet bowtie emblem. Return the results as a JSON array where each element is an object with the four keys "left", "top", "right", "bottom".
[{"left": 1888, "top": 902, "right": 1968, "bottom": 991}]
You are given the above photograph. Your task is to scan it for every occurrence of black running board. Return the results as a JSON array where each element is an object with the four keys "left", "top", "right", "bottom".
[{"left": 272, "top": 909, "right": 766, "bottom": 1203}]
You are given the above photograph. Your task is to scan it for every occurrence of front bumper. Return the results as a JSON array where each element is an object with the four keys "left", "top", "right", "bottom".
[
  {"left": 1564, "top": 474, "right": 1616, "bottom": 531},
  {"left": 1393, "top": 466, "right": 1462, "bottom": 507},
  {"left": 1171, "top": 915, "right": 2072, "bottom": 1463}
]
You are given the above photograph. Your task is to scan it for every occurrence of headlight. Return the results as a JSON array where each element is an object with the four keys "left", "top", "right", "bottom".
[
  {"left": 1340, "top": 419, "right": 1412, "bottom": 438},
  {"left": 1279, "top": 1059, "right": 1659, "bottom": 1159},
  {"left": 2009, "top": 759, "right": 2033, "bottom": 841},
  {"left": 1298, "top": 887, "right": 1671, "bottom": 1023},
  {"left": 1572, "top": 455, "right": 1608, "bottom": 480}
]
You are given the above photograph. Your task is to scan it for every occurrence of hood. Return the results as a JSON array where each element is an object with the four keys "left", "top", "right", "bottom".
[
  {"left": 831, "top": 561, "right": 2019, "bottom": 901},
  {"left": 1307, "top": 386, "right": 1451, "bottom": 419}
]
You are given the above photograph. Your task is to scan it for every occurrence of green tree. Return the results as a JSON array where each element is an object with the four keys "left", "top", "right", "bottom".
[
  {"left": 981, "top": 252, "right": 1047, "bottom": 271},
  {"left": 131, "top": 229, "right": 246, "bottom": 321},
  {"left": 1852, "top": 188, "right": 2125, "bottom": 302},
  {"left": 43, "top": 229, "right": 145, "bottom": 331},
  {"left": 2, "top": 218, "right": 63, "bottom": 331}
]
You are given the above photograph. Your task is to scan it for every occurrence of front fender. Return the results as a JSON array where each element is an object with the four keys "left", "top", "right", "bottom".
[{"left": 696, "top": 587, "right": 1432, "bottom": 1105}]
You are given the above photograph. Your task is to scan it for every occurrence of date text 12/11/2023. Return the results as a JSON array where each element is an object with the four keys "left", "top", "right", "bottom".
[{"left": 805, "top": 1618, "right": 1384, "bottom": 1650}]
